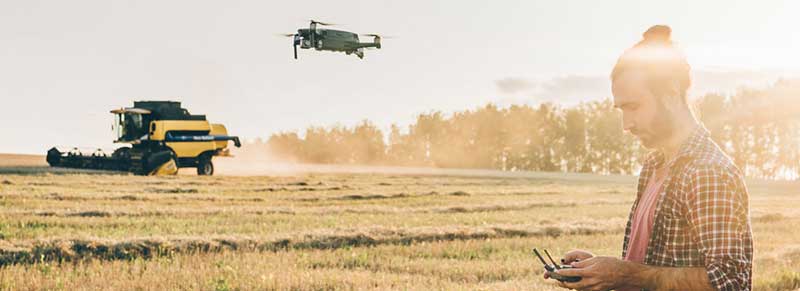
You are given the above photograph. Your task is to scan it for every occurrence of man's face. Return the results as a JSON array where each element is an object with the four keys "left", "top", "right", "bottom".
[{"left": 612, "top": 71, "right": 676, "bottom": 149}]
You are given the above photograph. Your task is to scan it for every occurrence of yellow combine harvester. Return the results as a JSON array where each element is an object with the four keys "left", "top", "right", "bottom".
[{"left": 46, "top": 101, "right": 241, "bottom": 175}]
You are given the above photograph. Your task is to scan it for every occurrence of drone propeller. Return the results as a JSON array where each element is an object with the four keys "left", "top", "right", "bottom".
[
  {"left": 277, "top": 33, "right": 299, "bottom": 59},
  {"left": 310, "top": 19, "right": 335, "bottom": 26}
]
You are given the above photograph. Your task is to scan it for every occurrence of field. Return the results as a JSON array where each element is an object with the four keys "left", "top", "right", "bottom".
[{"left": 0, "top": 154, "right": 799, "bottom": 290}]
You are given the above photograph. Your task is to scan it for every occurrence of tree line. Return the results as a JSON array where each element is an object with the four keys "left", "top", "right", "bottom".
[{"left": 264, "top": 79, "right": 800, "bottom": 180}]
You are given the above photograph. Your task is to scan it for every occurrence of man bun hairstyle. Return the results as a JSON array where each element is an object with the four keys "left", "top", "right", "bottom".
[
  {"left": 611, "top": 25, "right": 692, "bottom": 106},
  {"left": 640, "top": 25, "right": 672, "bottom": 46}
]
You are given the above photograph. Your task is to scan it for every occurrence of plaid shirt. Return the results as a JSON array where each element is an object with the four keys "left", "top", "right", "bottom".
[{"left": 621, "top": 126, "right": 754, "bottom": 291}]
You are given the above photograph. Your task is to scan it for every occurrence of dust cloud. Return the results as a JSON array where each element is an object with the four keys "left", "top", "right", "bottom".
[{"left": 205, "top": 145, "right": 634, "bottom": 184}]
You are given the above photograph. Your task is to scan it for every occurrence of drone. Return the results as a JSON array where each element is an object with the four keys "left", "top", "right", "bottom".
[{"left": 281, "top": 20, "right": 386, "bottom": 59}]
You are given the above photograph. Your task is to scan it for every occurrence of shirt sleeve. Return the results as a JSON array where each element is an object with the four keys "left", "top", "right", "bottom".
[{"left": 685, "top": 165, "right": 752, "bottom": 291}]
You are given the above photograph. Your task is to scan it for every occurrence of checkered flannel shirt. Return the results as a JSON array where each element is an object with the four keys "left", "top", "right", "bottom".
[{"left": 621, "top": 126, "right": 754, "bottom": 291}]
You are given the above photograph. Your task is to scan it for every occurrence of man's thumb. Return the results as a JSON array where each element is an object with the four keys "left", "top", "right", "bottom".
[{"left": 562, "top": 250, "right": 585, "bottom": 264}]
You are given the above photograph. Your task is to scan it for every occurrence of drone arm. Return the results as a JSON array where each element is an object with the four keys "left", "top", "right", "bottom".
[{"left": 292, "top": 34, "right": 300, "bottom": 59}]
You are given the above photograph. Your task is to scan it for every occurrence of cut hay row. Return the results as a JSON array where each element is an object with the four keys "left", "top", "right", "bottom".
[
  {"left": 1, "top": 200, "right": 630, "bottom": 218},
  {"left": 0, "top": 192, "right": 266, "bottom": 203},
  {"left": 0, "top": 224, "right": 621, "bottom": 267},
  {"left": 292, "top": 190, "right": 471, "bottom": 202},
  {"left": 1, "top": 208, "right": 296, "bottom": 218},
  {"left": 1, "top": 188, "right": 629, "bottom": 207},
  {"left": 1, "top": 190, "right": 468, "bottom": 203}
]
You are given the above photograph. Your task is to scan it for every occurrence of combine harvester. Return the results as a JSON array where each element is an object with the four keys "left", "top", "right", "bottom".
[{"left": 46, "top": 101, "right": 241, "bottom": 176}]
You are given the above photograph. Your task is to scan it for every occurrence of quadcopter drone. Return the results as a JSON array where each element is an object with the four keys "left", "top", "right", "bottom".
[{"left": 281, "top": 20, "right": 387, "bottom": 59}]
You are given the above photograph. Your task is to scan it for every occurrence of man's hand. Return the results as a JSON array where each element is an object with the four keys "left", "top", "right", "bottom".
[
  {"left": 550, "top": 257, "right": 715, "bottom": 291},
  {"left": 543, "top": 249, "right": 594, "bottom": 280},
  {"left": 552, "top": 256, "right": 630, "bottom": 291}
]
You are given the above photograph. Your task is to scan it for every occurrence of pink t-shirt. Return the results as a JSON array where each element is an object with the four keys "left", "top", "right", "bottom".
[{"left": 618, "top": 166, "right": 668, "bottom": 291}]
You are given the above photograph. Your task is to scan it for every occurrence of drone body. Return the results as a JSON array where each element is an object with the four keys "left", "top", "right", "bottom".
[{"left": 284, "top": 20, "right": 383, "bottom": 59}]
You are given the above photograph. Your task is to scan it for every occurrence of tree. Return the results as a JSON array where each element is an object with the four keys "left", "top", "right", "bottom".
[{"left": 267, "top": 80, "right": 800, "bottom": 180}]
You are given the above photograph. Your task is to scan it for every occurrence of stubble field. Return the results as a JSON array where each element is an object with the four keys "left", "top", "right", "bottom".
[{"left": 0, "top": 154, "right": 798, "bottom": 290}]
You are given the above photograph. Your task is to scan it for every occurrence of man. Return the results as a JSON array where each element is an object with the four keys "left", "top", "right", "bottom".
[{"left": 546, "top": 25, "right": 753, "bottom": 291}]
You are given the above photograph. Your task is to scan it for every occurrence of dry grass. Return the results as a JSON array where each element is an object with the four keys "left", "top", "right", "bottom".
[
  {"left": 0, "top": 165, "right": 798, "bottom": 290},
  {"left": 0, "top": 154, "right": 46, "bottom": 167}
]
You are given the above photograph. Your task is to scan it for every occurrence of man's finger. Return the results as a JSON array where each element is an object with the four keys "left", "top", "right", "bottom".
[
  {"left": 556, "top": 280, "right": 568, "bottom": 289},
  {"left": 560, "top": 277, "right": 595, "bottom": 290},
  {"left": 562, "top": 250, "right": 584, "bottom": 264},
  {"left": 554, "top": 267, "right": 585, "bottom": 278},
  {"left": 570, "top": 279, "right": 605, "bottom": 291},
  {"left": 570, "top": 257, "right": 595, "bottom": 268},
  {"left": 562, "top": 249, "right": 593, "bottom": 264}
]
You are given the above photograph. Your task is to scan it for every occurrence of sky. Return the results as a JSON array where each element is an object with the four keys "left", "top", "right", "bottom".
[{"left": 1, "top": 0, "right": 799, "bottom": 154}]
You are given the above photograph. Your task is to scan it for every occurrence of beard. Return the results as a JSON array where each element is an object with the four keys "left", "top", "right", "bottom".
[{"left": 635, "top": 104, "right": 676, "bottom": 149}]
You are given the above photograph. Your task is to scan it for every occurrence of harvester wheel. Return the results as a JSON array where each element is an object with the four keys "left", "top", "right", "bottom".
[{"left": 197, "top": 157, "right": 214, "bottom": 176}]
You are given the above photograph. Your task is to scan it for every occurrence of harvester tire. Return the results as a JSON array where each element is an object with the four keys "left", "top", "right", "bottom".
[{"left": 197, "top": 157, "right": 214, "bottom": 176}]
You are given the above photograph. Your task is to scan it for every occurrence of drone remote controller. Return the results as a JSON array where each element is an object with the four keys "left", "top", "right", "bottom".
[{"left": 532, "top": 248, "right": 582, "bottom": 283}]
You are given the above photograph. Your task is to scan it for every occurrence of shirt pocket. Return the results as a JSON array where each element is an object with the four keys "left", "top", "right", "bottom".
[{"left": 660, "top": 213, "right": 698, "bottom": 266}]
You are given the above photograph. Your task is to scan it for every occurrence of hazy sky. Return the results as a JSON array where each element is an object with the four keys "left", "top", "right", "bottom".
[{"left": 2, "top": 0, "right": 799, "bottom": 154}]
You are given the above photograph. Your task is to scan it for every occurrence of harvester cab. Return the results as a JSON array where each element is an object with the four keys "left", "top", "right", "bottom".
[
  {"left": 47, "top": 101, "right": 241, "bottom": 176},
  {"left": 111, "top": 107, "right": 151, "bottom": 143}
]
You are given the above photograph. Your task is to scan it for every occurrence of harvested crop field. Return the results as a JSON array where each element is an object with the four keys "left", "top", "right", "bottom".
[{"left": 0, "top": 160, "right": 799, "bottom": 290}]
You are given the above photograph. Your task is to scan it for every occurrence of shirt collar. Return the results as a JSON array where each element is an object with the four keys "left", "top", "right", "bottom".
[{"left": 647, "top": 124, "right": 710, "bottom": 169}]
